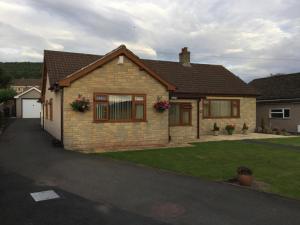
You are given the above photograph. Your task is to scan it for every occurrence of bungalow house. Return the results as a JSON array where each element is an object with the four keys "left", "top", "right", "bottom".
[
  {"left": 41, "top": 45, "right": 257, "bottom": 152},
  {"left": 250, "top": 73, "right": 300, "bottom": 133}
]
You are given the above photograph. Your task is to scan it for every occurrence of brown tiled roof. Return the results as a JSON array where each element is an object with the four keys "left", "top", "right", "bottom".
[
  {"left": 12, "top": 78, "right": 41, "bottom": 87},
  {"left": 44, "top": 50, "right": 258, "bottom": 96},
  {"left": 249, "top": 73, "right": 300, "bottom": 100},
  {"left": 44, "top": 50, "right": 101, "bottom": 86}
]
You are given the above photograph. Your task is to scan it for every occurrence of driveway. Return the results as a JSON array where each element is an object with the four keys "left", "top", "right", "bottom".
[{"left": 0, "top": 119, "right": 300, "bottom": 225}]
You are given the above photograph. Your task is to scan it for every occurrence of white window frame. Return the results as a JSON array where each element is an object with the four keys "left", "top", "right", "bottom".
[{"left": 269, "top": 108, "right": 290, "bottom": 119}]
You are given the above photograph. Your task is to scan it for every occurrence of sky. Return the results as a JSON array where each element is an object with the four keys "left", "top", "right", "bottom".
[{"left": 0, "top": 0, "right": 300, "bottom": 82}]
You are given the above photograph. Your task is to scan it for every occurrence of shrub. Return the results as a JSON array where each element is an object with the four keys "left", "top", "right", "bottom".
[
  {"left": 225, "top": 124, "right": 235, "bottom": 135},
  {"left": 237, "top": 166, "right": 253, "bottom": 176},
  {"left": 0, "top": 89, "right": 16, "bottom": 103},
  {"left": 212, "top": 122, "right": 220, "bottom": 131},
  {"left": 242, "top": 123, "right": 248, "bottom": 130}
]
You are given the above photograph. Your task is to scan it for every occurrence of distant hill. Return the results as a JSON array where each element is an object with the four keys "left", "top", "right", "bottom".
[{"left": 0, "top": 62, "right": 42, "bottom": 79}]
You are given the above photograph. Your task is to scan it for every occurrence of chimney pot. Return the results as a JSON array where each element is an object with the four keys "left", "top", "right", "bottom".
[{"left": 179, "top": 47, "right": 191, "bottom": 66}]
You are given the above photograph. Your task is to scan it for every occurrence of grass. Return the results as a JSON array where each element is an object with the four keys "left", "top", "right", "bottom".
[
  {"left": 101, "top": 139, "right": 300, "bottom": 199},
  {"left": 261, "top": 137, "right": 300, "bottom": 147}
]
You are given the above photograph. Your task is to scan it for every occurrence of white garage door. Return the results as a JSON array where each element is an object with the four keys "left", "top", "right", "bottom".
[{"left": 22, "top": 99, "right": 41, "bottom": 118}]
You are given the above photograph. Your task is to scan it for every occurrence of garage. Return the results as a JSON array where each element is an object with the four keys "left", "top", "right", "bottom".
[
  {"left": 14, "top": 87, "right": 41, "bottom": 118},
  {"left": 22, "top": 99, "right": 41, "bottom": 118}
]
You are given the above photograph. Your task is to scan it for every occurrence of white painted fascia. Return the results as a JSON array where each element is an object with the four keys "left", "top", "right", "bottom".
[{"left": 14, "top": 87, "right": 41, "bottom": 99}]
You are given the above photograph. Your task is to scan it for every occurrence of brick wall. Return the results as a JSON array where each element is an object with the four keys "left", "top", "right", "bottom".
[{"left": 63, "top": 56, "right": 169, "bottom": 152}]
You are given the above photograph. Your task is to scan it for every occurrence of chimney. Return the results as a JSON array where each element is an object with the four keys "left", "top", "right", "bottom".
[{"left": 179, "top": 47, "right": 191, "bottom": 66}]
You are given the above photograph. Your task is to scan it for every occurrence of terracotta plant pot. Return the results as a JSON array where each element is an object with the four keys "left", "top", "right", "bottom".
[{"left": 238, "top": 175, "right": 253, "bottom": 186}]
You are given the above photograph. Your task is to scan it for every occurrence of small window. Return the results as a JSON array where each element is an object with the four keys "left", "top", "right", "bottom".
[
  {"left": 45, "top": 100, "right": 48, "bottom": 120},
  {"left": 49, "top": 98, "right": 53, "bottom": 121},
  {"left": 169, "top": 103, "right": 192, "bottom": 126},
  {"left": 270, "top": 108, "right": 290, "bottom": 119},
  {"left": 203, "top": 99, "right": 240, "bottom": 118}
]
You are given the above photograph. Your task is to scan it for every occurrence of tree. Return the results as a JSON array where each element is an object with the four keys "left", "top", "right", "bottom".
[
  {"left": 0, "top": 68, "right": 11, "bottom": 88},
  {"left": 0, "top": 89, "right": 16, "bottom": 103}
]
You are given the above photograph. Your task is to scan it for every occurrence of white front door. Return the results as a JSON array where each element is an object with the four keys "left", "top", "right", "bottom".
[{"left": 22, "top": 99, "right": 41, "bottom": 118}]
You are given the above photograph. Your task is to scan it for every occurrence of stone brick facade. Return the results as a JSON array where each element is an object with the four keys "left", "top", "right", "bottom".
[{"left": 63, "top": 56, "right": 169, "bottom": 152}]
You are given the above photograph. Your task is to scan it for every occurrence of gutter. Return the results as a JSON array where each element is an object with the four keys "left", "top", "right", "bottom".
[
  {"left": 257, "top": 98, "right": 300, "bottom": 103},
  {"left": 60, "top": 88, "right": 64, "bottom": 146},
  {"left": 197, "top": 98, "right": 200, "bottom": 139}
]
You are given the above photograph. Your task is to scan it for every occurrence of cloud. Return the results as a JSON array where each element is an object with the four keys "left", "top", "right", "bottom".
[{"left": 0, "top": 0, "right": 299, "bottom": 81}]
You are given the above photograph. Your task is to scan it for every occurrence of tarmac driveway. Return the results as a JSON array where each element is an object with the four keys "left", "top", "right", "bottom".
[{"left": 0, "top": 119, "right": 300, "bottom": 225}]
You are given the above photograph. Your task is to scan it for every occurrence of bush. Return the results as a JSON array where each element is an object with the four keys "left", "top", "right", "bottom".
[{"left": 0, "top": 89, "right": 16, "bottom": 103}]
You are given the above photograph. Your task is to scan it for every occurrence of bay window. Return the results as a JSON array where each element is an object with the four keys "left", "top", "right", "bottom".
[
  {"left": 94, "top": 93, "right": 146, "bottom": 122},
  {"left": 203, "top": 99, "right": 240, "bottom": 118}
]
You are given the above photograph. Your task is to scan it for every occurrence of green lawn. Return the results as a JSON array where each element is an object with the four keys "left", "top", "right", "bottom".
[
  {"left": 261, "top": 137, "right": 300, "bottom": 147},
  {"left": 101, "top": 139, "right": 300, "bottom": 199}
]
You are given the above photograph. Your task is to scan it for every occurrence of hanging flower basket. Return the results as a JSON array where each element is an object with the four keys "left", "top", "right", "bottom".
[
  {"left": 154, "top": 99, "right": 170, "bottom": 113},
  {"left": 70, "top": 95, "right": 90, "bottom": 112}
]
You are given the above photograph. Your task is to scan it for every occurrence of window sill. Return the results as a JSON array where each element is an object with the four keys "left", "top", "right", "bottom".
[
  {"left": 170, "top": 124, "right": 192, "bottom": 127},
  {"left": 93, "top": 120, "right": 148, "bottom": 123},
  {"left": 203, "top": 117, "right": 240, "bottom": 119}
]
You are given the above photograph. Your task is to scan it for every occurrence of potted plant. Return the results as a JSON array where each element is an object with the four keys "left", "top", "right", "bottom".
[
  {"left": 70, "top": 94, "right": 90, "bottom": 112},
  {"left": 242, "top": 123, "right": 249, "bottom": 135},
  {"left": 237, "top": 166, "right": 253, "bottom": 186},
  {"left": 225, "top": 124, "right": 235, "bottom": 135},
  {"left": 153, "top": 97, "right": 170, "bottom": 113},
  {"left": 212, "top": 123, "right": 220, "bottom": 136}
]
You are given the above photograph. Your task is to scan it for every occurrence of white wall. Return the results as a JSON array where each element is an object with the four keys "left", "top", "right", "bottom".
[{"left": 43, "top": 75, "right": 62, "bottom": 140}]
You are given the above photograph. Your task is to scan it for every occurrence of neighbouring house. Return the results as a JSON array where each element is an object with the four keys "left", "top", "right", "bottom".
[
  {"left": 9, "top": 78, "right": 42, "bottom": 118},
  {"left": 250, "top": 73, "right": 300, "bottom": 133},
  {"left": 11, "top": 78, "right": 41, "bottom": 94},
  {"left": 14, "top": 87, "right": 41, "bottom": 118},
  {"left": 41, "top": 45, "right": 258, "bottom": 152}
]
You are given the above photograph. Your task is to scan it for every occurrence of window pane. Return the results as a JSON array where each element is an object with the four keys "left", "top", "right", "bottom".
[
  {"left": 169, "top": 104, "right": 180, "bottom": 125},
  {"left": 182, "top": 110, "right": 190, "bottom": 125},
  {"left": 135, "top": 104, "right": 144, "bottom": 120},
  {"left": 271, "top": 109, "right": 283, "bottom": 113},
  {"left": 232, "top": 100, "right": 239, "bottom": 117},
  {"left": 284, "top": 109, "right": 290, "bottom": 118},
  {"left": 109, "top": 95, "right": 132, "bottom": 120},
  {"left": 271, "top": 113, "right": 283, "bottom": 118},
  {"left": 96, "top": 103, "right": 107, "bottom": 120},
  {"left": 95, "top": 95, "right": 107, "bottom": 101},
  {"left": 203, "top": 100, "right": 209, "bottom": 117},
  {"left": 134, "top": 96, "right": 144, "bottom": 101},
  {"left": 210, "top": 100, "right": 231, "bottom": 117}
]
